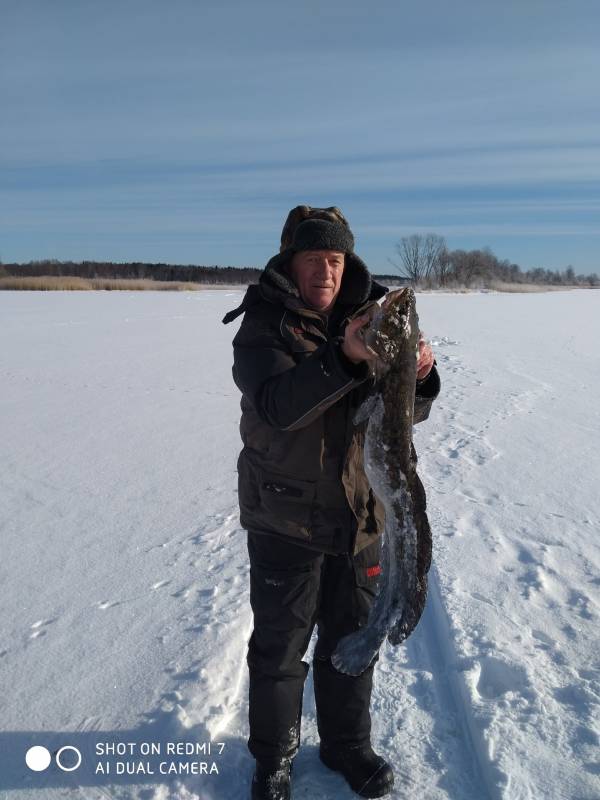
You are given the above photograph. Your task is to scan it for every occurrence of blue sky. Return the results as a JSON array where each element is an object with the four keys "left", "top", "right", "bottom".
[{"left": 1, "top": 0, "right": 599, "bottom": 274}]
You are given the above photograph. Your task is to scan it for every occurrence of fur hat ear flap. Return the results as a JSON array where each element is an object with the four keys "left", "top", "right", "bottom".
[
  {"left": 324, "top": 206, "right": 350, "bottom": 229},
  {"left": 280, "top": 206, "right": 313, "bottom": 252}
]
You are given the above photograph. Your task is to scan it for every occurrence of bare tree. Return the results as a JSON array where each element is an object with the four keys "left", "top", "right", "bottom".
[
  {"left": 433, "top": 246, "right": 451, "bottom": 286},
  {"left": 422, "top": 234, "right": 446, "bottom": 281},
  {"left": 389, "top": 233, "right": 447, "bottom": 285},
  {"left": 455, "top": 249, "right": 486, "bottom": 287},
  {"left": 388, "top": 234, "right": 423, "bottom": 284}
]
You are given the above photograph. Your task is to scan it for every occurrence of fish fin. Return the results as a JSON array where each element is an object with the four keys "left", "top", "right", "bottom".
[
  {"left": 353, "top": 393, "right": 382, "bottom": 426},
  {"left": 331, "top": 643, "right": 379, "bottom": 676}
]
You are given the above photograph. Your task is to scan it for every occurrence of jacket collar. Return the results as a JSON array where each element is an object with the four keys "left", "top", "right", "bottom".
[
  {"left": 222, "top": 251, "right": 388, "bottom": 325},
  {"left": 261, "top": 249, "right": 386, "bottom": 310}
]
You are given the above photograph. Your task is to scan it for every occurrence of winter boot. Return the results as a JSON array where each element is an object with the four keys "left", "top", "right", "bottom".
[
  {"left": 319, "top": 743, "right": 394, "bottom": 798},
  {"left": 250, "top": 758, "right": 292, "bottom": 800}
]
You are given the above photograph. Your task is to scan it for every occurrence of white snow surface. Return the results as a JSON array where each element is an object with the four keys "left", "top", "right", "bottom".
[{"left": 1, "top": 288, "right": 599, "bottom": 800}]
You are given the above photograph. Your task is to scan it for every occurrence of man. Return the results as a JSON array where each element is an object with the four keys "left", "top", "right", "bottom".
[{"left": 223, "top": 206, "right": 439, "bottom": 800}]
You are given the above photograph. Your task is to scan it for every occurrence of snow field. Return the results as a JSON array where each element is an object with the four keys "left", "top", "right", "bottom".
[
  {"left": 415, "top": 291, "right": 600, "bottom": 800},
  {"left": 1, "top": 288, "right": 599, "bottom": 800}
]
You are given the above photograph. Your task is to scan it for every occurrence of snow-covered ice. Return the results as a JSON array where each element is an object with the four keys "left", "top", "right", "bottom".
[{"left": 1, "top": 288, "right": 599, "bottom": 800}]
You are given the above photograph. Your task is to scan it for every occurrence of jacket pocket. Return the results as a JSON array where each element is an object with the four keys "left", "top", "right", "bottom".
[
  {"left": 257, "top": 469, "right": 316, "bottom": 529},
  {"left": 351, "top": 545, "right": 382, "bottom": 628},
  {"left": 352, "top": 536, "right": 382, "bottom": 591}
]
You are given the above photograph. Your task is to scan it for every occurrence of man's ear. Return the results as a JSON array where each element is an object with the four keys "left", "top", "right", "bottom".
[{"left": 281, "top": 253, "right": 295, "bottom": 277}]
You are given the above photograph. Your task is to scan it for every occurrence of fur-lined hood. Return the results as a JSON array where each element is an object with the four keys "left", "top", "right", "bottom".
[
  {"left": 222, "top": 251, "right": 387, "bottom": 326},
  {"left": 260, "top": 246, "right": 379, "bottom": 309}
]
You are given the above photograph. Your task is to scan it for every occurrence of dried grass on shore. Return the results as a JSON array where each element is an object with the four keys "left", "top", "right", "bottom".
[
  {"left": 0, "top": 275, "right": 591, "bottom": 293},
  {"left": 408, "top": 282, "right": 583, "bottom": 294},
  {"left": 488, "top": 282, "right": 579, "bottom": 293},
  {"left": 0, "top": 276, "right": 206, "bottom": 291}
]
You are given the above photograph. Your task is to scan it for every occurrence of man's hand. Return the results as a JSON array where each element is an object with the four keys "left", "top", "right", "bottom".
[
  {"left": 341, "top": 316, "right": 378, "bottom": 364},
  {"left": 417, "top": 333, "right": 435, "bottom": 381},
  {"left": 341, "top": 311, "right": 436, "bottom": 378}
]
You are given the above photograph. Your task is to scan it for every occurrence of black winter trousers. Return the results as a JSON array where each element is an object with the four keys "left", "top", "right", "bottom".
[{"left": 246, "top": 530, "right": 381, "bottom": 766}]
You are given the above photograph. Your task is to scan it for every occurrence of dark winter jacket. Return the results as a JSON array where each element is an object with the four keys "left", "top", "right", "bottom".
[{"left": 223, "top": 251, "right": 440, "bottom": 556}]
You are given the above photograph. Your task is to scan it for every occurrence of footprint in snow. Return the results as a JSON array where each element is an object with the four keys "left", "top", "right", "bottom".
[
  {"left": 439, "top": 432, "right": 500, "bottom": 466},
  {"left": 470, "top": 591, "right": 495, "bottom": 607},
  {"left": 562, "top": 623, "right": 579, "bottom": 641},
  {"left": 145, "top": 540, "right": 171, "bottom": 553},
  {"left": 28, "top": 618, "right": 57, "bottom": 639},
  {"left": 518, "top": 565, "right": 546, "bottom": 599},
  {"left": 517, "top": 546, "right": 538, "bottom": 565},
  {"left": 474, "top": 656, "right": 531, "bottom": 700},
  {"left": 172, "top": 585, "right": 194, "bottom": 599},
  {"left": 96, "top": 599, "right": 121, "bottom": 610},
  {"left": 531, "top": 628, "right": 554, "bottom": 648},
  {"left": 429, "top": 336, "right": 459, "bottom": 347},
  {"left": 552, "top": 683, "right": 597, "bottom": 715},
  {"left": 567, "top": 590, "right": 594, "bottom": 620},
  {"left": 196, "top": 587, "right": 218, "bottom": 601}
]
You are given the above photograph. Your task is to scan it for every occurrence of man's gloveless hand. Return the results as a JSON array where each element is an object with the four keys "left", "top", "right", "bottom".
[
  {"left": 341, "top": 312, "right": 436, "bottom": 380},
  {"left": 341, "top": 316, "right": 378, "bottom": 364},
  {"left": 417, "top": 335, "right": 435, "bottom": 381}
]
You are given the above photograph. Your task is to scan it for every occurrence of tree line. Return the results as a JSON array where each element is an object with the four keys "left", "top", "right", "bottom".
[
  {"left": 0, "top": 260, "right": 261, "bottom": 284},
  {"left": 1, "top": 242, "right": 597, "bottom": 288},
  {"left": 389, "top": 234, "right": 598, "bottom": 288}
]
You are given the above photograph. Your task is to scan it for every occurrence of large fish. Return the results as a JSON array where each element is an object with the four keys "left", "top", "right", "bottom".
[{"left": 331, "top": 288, "right": 432, "bottom": 676}]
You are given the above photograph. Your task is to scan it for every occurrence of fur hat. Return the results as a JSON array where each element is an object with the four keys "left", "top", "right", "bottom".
[
  {"left": 289, "top": 217, "right": 355, "bottom": 256},
  {"left": 280, "top": 205, "right": 350, "bottom": 252}
]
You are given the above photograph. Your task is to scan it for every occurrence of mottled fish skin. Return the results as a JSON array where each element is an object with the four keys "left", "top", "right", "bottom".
[{"left": 331, "top": 288, "right": 432, "bottom": 676}]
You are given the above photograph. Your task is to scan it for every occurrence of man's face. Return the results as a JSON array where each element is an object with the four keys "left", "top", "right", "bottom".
[{"left": 288, "top": 249, "right": 345, "bottom": 313}]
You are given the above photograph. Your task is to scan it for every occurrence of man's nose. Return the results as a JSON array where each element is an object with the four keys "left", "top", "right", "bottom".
[{"left": 315, "top": 259, "right": 334, "bottom": 277}]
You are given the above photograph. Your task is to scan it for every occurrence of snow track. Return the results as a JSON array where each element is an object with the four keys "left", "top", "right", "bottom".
[{"left": 420, "top": 569, "right": 503, "bottom": 799}]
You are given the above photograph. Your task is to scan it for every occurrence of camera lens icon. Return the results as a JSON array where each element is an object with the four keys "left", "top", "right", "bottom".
[
  {"left": 26, "top": 745, "right": 82, "bottom": 772},
  {"left": 56, "top": 746, "right": 82, "bottom": 771}
]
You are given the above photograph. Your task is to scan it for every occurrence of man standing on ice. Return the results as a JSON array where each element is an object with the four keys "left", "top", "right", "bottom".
[{"left": 223, "top": 206, "right": 440, "bottom": 800}]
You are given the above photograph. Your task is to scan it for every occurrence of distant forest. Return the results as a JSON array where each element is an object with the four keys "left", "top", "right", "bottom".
[
  {"left": 0, "top": 260, "right": 261, "bottom": 285},
  {"left": 1, "top": 235, "right": 597, "bottom": 288},
  {"left": 388, "top": 234, "right": 598, "bottom": 288}
]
